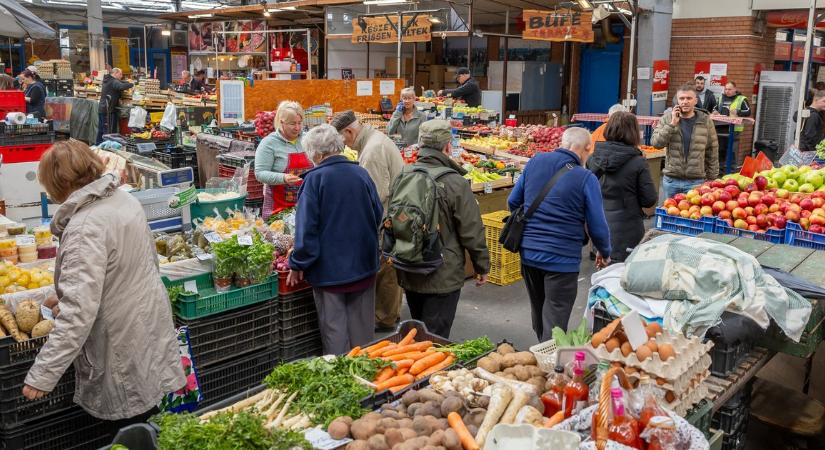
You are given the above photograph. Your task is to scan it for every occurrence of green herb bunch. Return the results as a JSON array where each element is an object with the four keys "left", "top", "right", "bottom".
[
  {"left": 434, "top": 336, "right": 495, "bottom": 361},
  {"left": 155, "top": 411, "right": 312, "bottom": 450},
  {"left": 247, "top": 231, "right": 275, "bottom": 283}
]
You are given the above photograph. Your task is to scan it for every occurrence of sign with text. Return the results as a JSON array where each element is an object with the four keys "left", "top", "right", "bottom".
[
  {"left": 351, "top": 16, "right": 431, "bottom": 44},
  {"left": 522, "top": 9, "right": 594, "bottom": 43},
  {"left": 694, "top": 61, "right": 727, "bottom": 96},
  {"left": 652, "top": 60, "right": 670, "bottom": 102}
]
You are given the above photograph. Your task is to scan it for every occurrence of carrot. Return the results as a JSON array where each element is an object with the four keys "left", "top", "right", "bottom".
[
  {"left": 384, "top": 350, "right": 434, "bottom": 361},
  {"left": 394, "top": 359, "right": 415, "bottom": 369},
  {"left": 396, "top": 368, "right": 409, "bottom": 376},
  {"left": 380, "top": 341, "right": 433, "bottom": 357},
  {"left": 544, "top": 411, "right": 564, "bottom": 428},
  {"left": 410, "top": 351, "right": 448, "bottom": 375},
  {"left": 389, "top": 383, "right": 411, "bottom": 393},
  {"left": 369, "top": 344, "right": 398, "bottom": 358},
  {"left": 447, "top": 411, "right": 480, "bottom": 450},
  {"left": 415, "top": 354, "right": 455, "bottom": 380},
  {"left": 374, "top": 367, "right": 395, "bottom": 383},
  {"left": 374, "top": 373, "right": 414, "bottom": 391},
  {"left": 346, "top": 346, "right": 361, "bottom": 357},
  {"left": 398, "top": 328, "right": 417, "bottom": 346},
  {"left": 362, "top": 340, "right": 390, "bottom": 354}
]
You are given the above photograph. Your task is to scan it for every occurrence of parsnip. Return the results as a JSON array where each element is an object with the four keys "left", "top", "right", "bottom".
[
  {"left": 290, "top": 415, "right": 311, "bottom": 430},
  {"left": 499, "top": 389, "right": 530, "bottom": 424},
  {"left": 265, "top": 393, "right": 286, "bottom": 422},
  {"left": 269, "top": 391, "right": 297, "bottom": 429},
  {"left": 200, "top": 389, "right": 270, "bottom": 420},
  {"left": 475, "top": 383, "right": 513, "bottom": 447},
  {"left": 0, "top": 307, "right": 25, "bottom": 342}
]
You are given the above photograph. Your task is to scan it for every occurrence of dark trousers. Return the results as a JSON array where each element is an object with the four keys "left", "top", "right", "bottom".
[
  {"left": 104, "top": 406, "right": 159, "bottom": 430},
  {"left": 521, "top": 264, "right": 579, "bottom": 342},
  {"left": 405, "top": 289, "right": 461, "bottom": 339},
  {"left": 96, "top": 112, "right": 117, "bottom": 144},
  {"left": 717, "top": 130, "right": 739, "bottom": 176}
]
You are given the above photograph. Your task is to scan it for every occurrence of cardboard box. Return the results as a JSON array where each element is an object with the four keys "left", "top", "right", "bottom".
[{"left": 385, "top": 57, "right": 413, "bottom": 75}]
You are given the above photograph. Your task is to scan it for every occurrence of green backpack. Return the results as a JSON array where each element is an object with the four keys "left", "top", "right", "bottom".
[{"left": 382, "top": 164, "right": 456, "bottom": 274}]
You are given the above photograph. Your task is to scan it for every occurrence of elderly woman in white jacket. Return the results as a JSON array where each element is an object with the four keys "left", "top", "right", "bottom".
[{"left": 23, "top": 139, "right": 184, "bottom": 425}]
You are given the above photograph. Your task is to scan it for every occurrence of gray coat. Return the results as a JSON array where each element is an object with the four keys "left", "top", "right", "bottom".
[{"left": 25, "top": 175, "right": 185, "bottom": 420}]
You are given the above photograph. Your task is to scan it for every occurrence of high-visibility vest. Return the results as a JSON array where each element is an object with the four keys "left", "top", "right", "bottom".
[{"left": 729, "top": 95, "right": 747, "bottom": 133}]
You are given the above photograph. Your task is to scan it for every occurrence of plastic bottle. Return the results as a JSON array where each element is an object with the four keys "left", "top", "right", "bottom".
[
  {"left": 540, "top": 365, "right": 568, "bottom": 418},
  {"left": 643, "top": 416, "right": 680, "bottom": 450},
  {"left": 563, "top": 351, "right": 589, "bottom": 418},
  {"left": 608, "top": 388, "right": 642, "bottom": 449},
  {"left": 589, "top": 360, "right": 611, "bottom": 406},
  {"left": 638, "top": 375, "right": 669, "bottom": 434}
]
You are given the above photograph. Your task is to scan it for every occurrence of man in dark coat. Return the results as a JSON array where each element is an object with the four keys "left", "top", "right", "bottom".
[
  {"left": 438, "top": 67, "right": 481, "bottom": 107},
  {"left": 96, "top": 68, "right": 133, "bottom": 144}
]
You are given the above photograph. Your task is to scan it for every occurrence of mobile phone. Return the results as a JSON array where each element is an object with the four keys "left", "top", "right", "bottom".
[{"left": 673, "top": 105, "right": 681, "bottom": 117}]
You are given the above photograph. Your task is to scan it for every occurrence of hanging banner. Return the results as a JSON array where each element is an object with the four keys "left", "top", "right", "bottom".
[
  {"left": 765, "top": 10, "right": 825, "bottom": 29},
  {"left": 189, "top": 22, "right": 215, "bottom": 52},
  {"left": 652, "top": 60, "right": 670, "bottom": 102},
  {"left": 190, "top": 20, "right": 266, "bottom": 54},
  {"left": 521, "top": 9, "right": 594, "bottom": 43},
  {"left": 110, "top": 38, "right": 130, "bottom": 75},
  {"left": 351, "top": 16, "right": 431, "bottom": 44},
  {"left": 694, "top": 61, "right": 727, "bottom": 96}
]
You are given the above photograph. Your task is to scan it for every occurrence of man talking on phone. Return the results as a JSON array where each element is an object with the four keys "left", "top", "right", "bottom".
[{"left": 652, "top": 83, "right": 719, "bottom": 199}]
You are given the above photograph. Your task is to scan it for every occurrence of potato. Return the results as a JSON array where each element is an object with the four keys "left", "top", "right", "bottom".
[
  {"left": 347, "top": 440, "right": 370, "bottom": 450},
  {"left": 385, "top": 429, "right": 404, "bottom": 449},
  {"left": 328, "top": 418, "right": 351, "bottom": 439},
  {"left": 380, "top": 409, "right": 403, "bottom": 420},
  {"left": 350, "top": 419, "right": 377, "bottom": 440},
  {"left": 30, "top": 320, "right": 54, "bottom": 338},
  {"left": 421, "top": 446, "right": 444, "bottom": 450},
  {"left": 399, "top": 428, "right": 418, "bottom": 441},
  {"left": 443, "top": 429, "right": 461, "bottom": 450},
  {"left": 476, "top": 356, "right": 500, "bottom": 373},
  {"left": 463, "top": 408, "right": 486, "bottom": 428},
  {"left": 500, "top": 353, "right": 518, "bottom": 369},
  {"left": 511, "top": 365, "right": 530, "bottom": 381},
  {"left": 412, "top": 416, "right": 432, "bottom": 436},
  {"left": 525, "top": 366, "right": 544, "bottom": 378},
  {"left": 418, "top": 389, "right": 445, "bottom": 404},
  {"left": 500, "top": 373, "right": 516, "bottom": 380},
  {"left": 378, "top": 418, "right": 399, "bottom": 432},
  {"left": 497, "top": 343, "right": 515, "bottom": 354},
  {"left": 14, "top": 300, "right": 40, "bottom": 334},
  {"left": 440, "top": 396, "right": 464, "bottom": 417},
  {"left": 432, "top": 417, "right": 448, "bottom": 431},
  {"left": 428, "top": 429, "right": 445, "bottom": 446},
  {"left": 368, "top": 434, "right": 389, "bottom": 450},
  {"left": 363, "top": 412, "right": 383, "bottom": 422},
  {"left": 466, "top": 424, "right": 479, "bottom": 436},
  {"left": 415, "top": 402, "right": 440, "bottom": 418},
  {"left": 406, "top": 402, "right": 424, "bottom": 417},
  {"left": 401, "top": 390, "right": 420, "bottom": 406},
  {"left": 398, "top": 418, "right": 413, "bottom": 429},
  {"left": 512, "top": 351, "right": 537, "bottom": 366}
]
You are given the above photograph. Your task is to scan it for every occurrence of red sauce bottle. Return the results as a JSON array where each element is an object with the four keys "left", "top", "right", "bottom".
[
  {"left": 608, "top": 388, "right": 643, "bottom": 449},
  {"left": 563, "top": 352, "right": 589, "bottom": 418},
  {"left": 541, "top": 365, "right": 568, "bottom": 418}
]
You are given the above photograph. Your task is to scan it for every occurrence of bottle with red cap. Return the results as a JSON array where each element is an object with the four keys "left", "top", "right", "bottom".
[{"left": 563, "top": 351, "right": 589, "bottom": 418}]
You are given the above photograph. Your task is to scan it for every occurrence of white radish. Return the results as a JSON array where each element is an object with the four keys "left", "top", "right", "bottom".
[
  {"left": 269, "top": 391, "right": 297, "bottom": 429},
  {"left": 265, "top": 393, "right": 286, "bottom": 422}
]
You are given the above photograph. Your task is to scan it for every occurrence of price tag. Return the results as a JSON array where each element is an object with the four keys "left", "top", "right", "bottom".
[
  {"left": 183, "top": 280, "right": 199, "bottom": 294},
  {"left": 483, "top": 182, "right": 493, "bottom": 194},
  {"left": 204, "top": 232, "right": 222, "bottom": 243},
  {"left": 479, "top": 155, "right": 487, "bottom": 161},
  {"left": 451, "top": 149, "right": 460, "bottom": 158},
  {"left": 195, "top": 253, "right": 213, "bottom": 261},
  {"left": 41, "top": 305, "right": 54, "bottom": 321},
  {"left": 303, "top": 428, "right": 352, "bottom": 450},
  {"left": 404, "top": 149, "right": 413, "bottom": 158},
  {"left": 238, "top": 235, "right": 253, "bottom": 246},
  {"left": 15, "top": 235, "right": 35, "bottom": 246},
  {"left": 135, "top": 142, "right": 157, "bottom": 154}
]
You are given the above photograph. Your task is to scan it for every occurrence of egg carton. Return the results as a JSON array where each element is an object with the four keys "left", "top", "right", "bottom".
[
  {"left": 591, "top": 332, "right": 714, "bottom": 382},
  {"left": 664, "top": 381, "right": 709, "bottom": 417},
  {"left": 623, "top": 359, "right": 711, "bottom": 397}
]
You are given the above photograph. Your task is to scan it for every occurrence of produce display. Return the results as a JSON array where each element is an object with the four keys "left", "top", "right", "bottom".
[
  {"left": 0, "top": 260, "right": 54, "bottom": 293},
  {"left": 155, "top": 234, "right": 195, "bottom": 264},
  {"left": 462, "top": 165, "right": 507, "bottom": 184},
  {"left": 661, "top": 165, "right": 825, "bottom": 234},
  {"left": 156, "top": 411, "right": 312, "bottom": 450},
  {"left": 131, "top": 129, "right": 171, "bottom": 140},
  {"left": 211, "top": 231, "right": 274, "bottom": 290},
  {"left": 0, "top": 297, "right": 55, "bottom": 342},
  {"left": 254, "top": 110, "right": 276, "bottom": 137}
]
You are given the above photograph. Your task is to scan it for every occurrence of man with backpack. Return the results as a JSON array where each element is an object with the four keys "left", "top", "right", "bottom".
[{"left": 383, "top": 120, "right": 490, "bottom": 338}]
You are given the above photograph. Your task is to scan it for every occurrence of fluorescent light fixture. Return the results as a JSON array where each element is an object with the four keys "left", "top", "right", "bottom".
[
  {"left": 429, "top": 17, "right": 441, "bottom": 23},
  {"left": 282, "top": 6, "right": 296, "bottom": 10},
  {"left": 188, "top": 13, "right": 213, "bottom": 18},
  {"left": 363, "top": 0, "right": 408, "bottom": 5},
  {"left": 263, "top": 10, "right": 271, "bottom": 16},
  {"left": 161, "top": 29, "right": 171, "bottom": 36},
  {"left": 267, "top": 8, "right": 282, "bottom": 12},
  {"left": 575, "top": 0, "right": 593, "bottom": 10}
]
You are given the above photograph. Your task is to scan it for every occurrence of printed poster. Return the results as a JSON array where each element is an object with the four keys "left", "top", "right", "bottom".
[
  {"left": 522, "top": 9, "right": 594, "bottom": 43},
  {"left": 695, "top": 61, "right": 727, "bottom": 96},
  {"left": 351, "top": 16, "right": 432, "bottom": 44},
  {"left": 652, "top": 60, "right": 670, "bottom": 102}
]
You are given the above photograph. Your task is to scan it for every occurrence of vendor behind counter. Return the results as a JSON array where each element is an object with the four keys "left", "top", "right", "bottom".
[{"left": 438, "top": 67, "right": 481, "bottom": 107}]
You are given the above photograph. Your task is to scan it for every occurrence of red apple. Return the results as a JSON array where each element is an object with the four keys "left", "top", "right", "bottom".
[
  {"left": 813, "top": 190, "right": 825, "bottom": 200},
  {"left": 755, "top": 175, "right": 768, "bottom": 191},
  {"left": 748, "top": 195, "right": 763, "bottom": 207},
  {"left": 667, "top": 206, "right": 680, "bottom": 216},
  {"left": 690, "top": 195, "right": 702, "bottom": 205},
  {"left": 810, "top": 224, "right": 824, "bottom": 234},
  {"left": 712, "top": 201, "right": 726, "bottom": 214},
  {"left": 790, "top": 203, "right": 803, "bottom": 213},
  {"left": 723, "top": 218, "right": 734, "bottom": 227},
  {"left": 725, "top": 178, "right": 739, "bottom": 187},
  {"left": 732, "top": 207, "right": 748, "bottom": 220},
  {"left": 791, "top": 193, "right": 804, "bottom": 204},
  {"left": 769, "top": 204, "right": 781, "bottom": 213},
  {"left": 761, "top": 193, "right": 776, "bottom": 205},
  {"left": 774, "top": 215, "right": 787, "bottom": 229},
  {"left": 802, "top": 210, "right": 812, "bottom": 219},
  {"left": 698, "top": 186, "right": 712, "bottom": 195},
  {"left": 680, "top": 210, "right": 691, "bottom": 218},
  {"left": 737, "top": 197, "right": 749, "bottom": 208},
  {"left": 718, "top": 210, "right": 732, "bottom": 220},
  {"left": 786, "top": 210, "right": 800, "bottom": 222},
  {"left": 673, "top": 193, "right": 686, "bottom": 202},
  {"left": 663, "top": 198, "right": 677, "bottom": 208},
  {"left": 756, "top": 214, "right": 768, "bottom": 228},
  {"left": 746, "top": 216, "right": 758, "bottom": 226},
  {"left": 711, "top": 180, "right": 725, "bottom": 189},
  {"left": 701, "top": 193, "right": 715, "bottom": 206},
  {"left": 712, "top": 190, "right": 722, "bottom": 201},
  {"left": 690, "top": 211, "right": 702, "bottom": 220},
  {"left": 719, "top": 191, "right": 732, "bottom": 202},
  {"left": 745, "top": 206, "right": 755, "bottom": 216},
  {"left": 810, "top": 214, "right": 825, "bottom": 226},
  {"left": 801, "top": 217, "right": 811, "bottom": 230},
  {"left": 689, "top": 205, "right": 701, "bottom": 214},
  {"left": 734, "top": 219, "right": 749, "bottom": 229},
  {"left": 800, "top": 198, "right": 815, "bottom": 211},
  {"left": 813, "top": 208, "right": 825, "bottom": 217},
  {"left": 678, "top": 200, "right": 691, "bottom": 211},
  {"left": 753, "top": 204, "right": 768, "bottom": 216},
  {"left": 700, "top": 206, "right": 714, "bottom": 216},
  {"left": 724, "top": 185, "right": 740, "bottom": 197},
  {"left": 726, "top": 200, "right": 739, "bottom": 211}
]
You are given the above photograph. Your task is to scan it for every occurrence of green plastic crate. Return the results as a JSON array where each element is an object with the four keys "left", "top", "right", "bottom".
[
  {"left": 162, "top": 272, "right": 278, "bottom": 320},
  {"left": 685, "top": 399, "right": 714, "bottom": 439},
  {"left": 188, "top": 190, "right": 247, "bottom": 225},
  {"left": 757, "top": 298, "right": 824, "bottom": 358}
]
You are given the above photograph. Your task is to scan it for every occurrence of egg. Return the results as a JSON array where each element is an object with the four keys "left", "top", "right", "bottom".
[
  {"left": 591, "top": 330, "right": 608, "bottom": 348},
  {"left": 605, "top": 337, "right": 621, "bottom": 353},
  {"left": 665, "top": 390, "right": 676, "bottom": 403},
  {"left": 658, "top": 343, "right": 675, "bottom": 361},
  {"left": 621, "top": 342, "right": 632, "bottom": 357},
  {"left": 635, "top": 344, "right": 652, "bottom": 361},
  {"left": 647, "top": 338, "right": 658, "bottom": 353},
  {"left": 647, "top": 322, "right": 663, "bottom": 336},
  {"left": 656, "top": 377, "right": 667, "bottom": 386},
  {"left": 645, "top": 324, "right": 660, "bottom": 338}
]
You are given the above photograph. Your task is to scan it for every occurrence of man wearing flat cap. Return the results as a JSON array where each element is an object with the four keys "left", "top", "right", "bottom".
[
  {"left": 331, "top": 110, "right": 405, "bottom": 332},
  {"left": 392, "top": 119, "right": 490, "bottom": 338},
  {"left": 438, "top": 67, "right": 482, "bottom": 107}
]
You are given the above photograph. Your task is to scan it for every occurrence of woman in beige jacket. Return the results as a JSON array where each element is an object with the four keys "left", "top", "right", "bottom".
[{"left": 23, "top": 140, "right": 185, "bottom": 424}]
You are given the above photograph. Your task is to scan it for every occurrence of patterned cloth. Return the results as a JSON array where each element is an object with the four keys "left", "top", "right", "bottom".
[{"left": 621, "top": 234, "right": 812, "bottom": 341}]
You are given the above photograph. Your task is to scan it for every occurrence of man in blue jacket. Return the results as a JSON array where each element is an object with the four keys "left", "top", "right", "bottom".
[{"left": 508, "top": 127, "right": 611, "bottom": 342}]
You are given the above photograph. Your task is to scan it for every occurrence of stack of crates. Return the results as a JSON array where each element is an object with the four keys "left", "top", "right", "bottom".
[
  {"left": 277, "top": 282, "right": 322, "bottom": 361},
  {"left": 0, "top": 121, "right": 55, "bottom": 164},
  {"left": 481, "top": 211, "right": 522, "bottom": 286},
  {"left": 153, "top": 147, "right": 200, "bottom": 187},
  {"left": 217, "top": 151, "right": 264, "bottom": 210}
]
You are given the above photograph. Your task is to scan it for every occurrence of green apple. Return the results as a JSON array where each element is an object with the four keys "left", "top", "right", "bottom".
[
  {"left": 784, "top": 179, "right": 800, "bottom": 192},
  {"left": 798, "top": 165, "right": 813, "bottom": 175},
  {"left": 782, "top": 165, "right": 800, "bottom": 179},
  {"left": 799, "top": 183, "right": 816, "bottom": 193},
  {"left": 758, "top": 169, "right": 772, "bottom": 178},
  {"left": 766, "top": 177, "right": 779, "bottom": 190},
  {"left": 772, "top": 171, "right": 788, "bottom": 186},
  {"left": 776, "top": 188, "right": 790, "bottom": 198},
  {"left": 804, "top": 171, "right": 824, "bottom": 188},
  {"left": 738, "top": 176, "right": 753, "bottom": 191}
]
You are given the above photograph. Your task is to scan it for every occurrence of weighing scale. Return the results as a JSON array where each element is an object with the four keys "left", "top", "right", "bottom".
[{"left": 122, "top": 151, "right": 194, "bottom": 232}]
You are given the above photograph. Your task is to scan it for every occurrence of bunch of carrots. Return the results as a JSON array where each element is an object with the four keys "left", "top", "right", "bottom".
[{"left": 346, "top": 329, "right": 456, "bottom": 394}]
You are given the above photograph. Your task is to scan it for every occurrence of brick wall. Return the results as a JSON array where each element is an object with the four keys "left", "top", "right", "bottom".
[{"left": 669, "top": 15, "right": 776, "bottom": 164}]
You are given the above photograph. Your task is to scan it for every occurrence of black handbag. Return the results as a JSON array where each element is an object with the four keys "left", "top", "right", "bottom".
[{"left": 499, "top": 163, "right": 573, "bottom": 252}]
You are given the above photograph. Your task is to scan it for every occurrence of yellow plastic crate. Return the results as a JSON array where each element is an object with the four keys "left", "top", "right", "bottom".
[
  {"left": 481, "top": 210, "right": 510, "bottom": 229},
  {"left": 483, "top": 210, "right": 521, "bottom": 266},
  {"left": 488, "top": 259, "right": 522, "bottom": 286}
]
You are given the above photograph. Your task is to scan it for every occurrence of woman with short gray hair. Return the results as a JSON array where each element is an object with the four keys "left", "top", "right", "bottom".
[
  {"left": 388, "top": 87, "right": 426, "bottom": 146},
  {"left": 287, "top": 124, "right": 384, "bottom": 354}
]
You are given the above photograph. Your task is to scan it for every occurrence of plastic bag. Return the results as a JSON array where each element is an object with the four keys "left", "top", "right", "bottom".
[
  {"left": 160, "top": 102, "right": 177, "bottom": 131},
  {"left": 128, "top": 106, "right": 148, "bottom": 128}
]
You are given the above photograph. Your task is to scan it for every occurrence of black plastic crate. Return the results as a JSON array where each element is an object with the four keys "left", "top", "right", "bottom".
[
  {"left": 278, "top": 298, "right": 317, "bottom": 321},
  {"left": 280, "top": 333, "right": 323, "bottom": 362},
  {"left": 709, "top": 339, "right": 753, "bottom": 378},
  {"left": 152, "top": 148, "right": 197, "bottom": 169},
  {"left": 0, "top": 368, "right": 75, "bottom": 430},
  {"left": 0, "top": 132, "right": 54, "bottom": 146},
  {"left": 175, "top": 299, "right": 279, "bottom": 369},
  {"left": 0, "top": 122, "right": 53, "bottom": 137},
  {"left": 280, "top": 312, "right": 320, "bottom": 341},
  {"left": 0, "top": 406, "right": 114, "bottom": 450},
  {"left": 277, "top": 290, "right": 314, "bottom": 310},
  {"left": 197, "top": 348, "right": 279, "bottom": 408},
  {"left": 216, "top": 151, "right": 255, "bottom": 168},
  {"left": 721, "top": 420, "right": 747, "bottom": 450},
  {"left": 592, "top": 304, "right": 617, "bottom": 333},
  {"left": 712, "top": 383, "right": 752, "bottom": 433},
  {"left": 0, "top": 336, "right": 48, "bottom": 371}
]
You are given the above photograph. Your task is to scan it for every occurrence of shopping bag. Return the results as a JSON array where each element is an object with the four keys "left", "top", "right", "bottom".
[
  {"left": 128, "top": 106, "right": 148, "bottom": 128},
  {"left": 160, "top": 102, "right": 177, "bottom": 131},
  {"left": 159, "top": 326, "right": 202, "bottom": 413}
]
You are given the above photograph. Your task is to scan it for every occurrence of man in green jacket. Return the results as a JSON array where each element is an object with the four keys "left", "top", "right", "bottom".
[
  {"left": 394, "top": 120, "right": 490, "bottom": 338},
  {"left": 715, "top": 81, "right": 751, "bottom": 176},
  {"left": 652, "top": 83, "right": 719, "bottom": 199}
]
